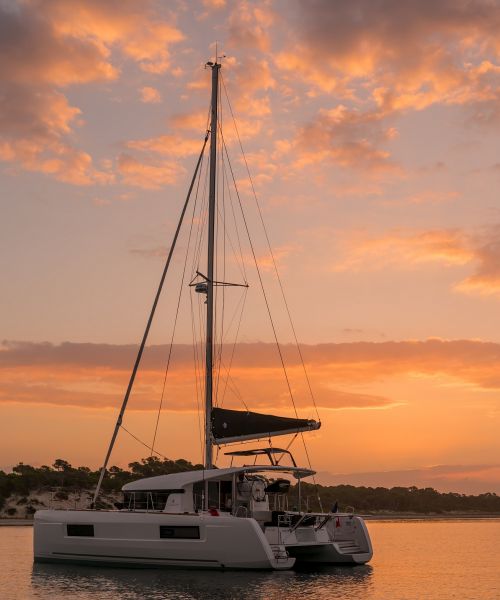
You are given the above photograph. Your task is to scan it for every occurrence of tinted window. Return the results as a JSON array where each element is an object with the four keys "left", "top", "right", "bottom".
[
  {"left": 159, "top": 525, "right": 200, "bottom": 539},
  {"left": 123, "top": 490, "right": 184, "bottom": 511},
  {"left": 67, "top": 524, "right": 94, "bottom": 537}
]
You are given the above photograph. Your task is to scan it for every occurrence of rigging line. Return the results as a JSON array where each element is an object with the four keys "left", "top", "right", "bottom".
[
  {"left": 218, "top": 364, "right": 248, "bottom": 411},
  {"left": 217, "top": 283, "right": 247, "bottom": 345},
  {"left": 150, "top": 145, "right": 206, "bottom": 455},
  {"left": 192, "top": 158, "right": 210, "bottom": 273},
  {"left": 211, "top": 285, "right": 247, "bottom": 409},
  {"left": 219, "top": 130, "right": 300, "bottom": 421},
  {"left": 218, "top": 120, "right": 248, "bottom": 283},
  {"left": 191, "top": 135, "right": 208, "bottom": 270},
  {"left": 221, "top": 75, "right": 320, "bottom": 423},
  {"left": 191, "top": 141, "right": 211, "bottom": 274},
  {"left": 217, "top": 355, "right": 245, "bottom": 403},
  {"left": 92, "top": 132, "right": 209, "bottom": 505},
  {"left": 220, "top": 286, "right": 248, "bottom": 408},
  {"left": 212, "top": 180, "right": 248, "bottom": 284},
  {"left": 188, "top": 156, "right": 208, "bottom": 464},
  {"left": 214, "top": 133, "right": 227, "bottom": 406},
  {"left": 121, "top": 425, "right": 170, "bottom": 461}
]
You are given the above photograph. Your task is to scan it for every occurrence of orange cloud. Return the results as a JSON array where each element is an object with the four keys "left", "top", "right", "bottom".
[
  {"left": 117, "top": 153, "right": 185, "bottom": 189},
  {"left": 226, "top": 0, "right": 274, "bottom": 52},
  {"left": 333, "top": 225, "right": 500, "bottom": 297},
  {"left": 3, "top": 339, "right": 500, "bottom": 414},
  {"left": 290, "top": 105, "right": 400, "bottom": 172},
  {"left": 140, "top": 87, "right": 162, "bottom": 104},
  {"left": 336, "top": 229, "right": 474, "bottom": 271},
  {"left": 271, "top": 0, "right": 500, "bottom": 174},
  {"left": 0, "top": 86, "right": 112, "bottom": 185},
  {"left": 276, "top": 0, "right": 500, "bottom": 113},
  {"left": 31, "top": 0, "right": 184, "bottom": 74},
  {"left": 127, "top": 135, "right": 204, "bottom": 158},
  {"left": 0, "top": 0, "right": 183, "bottom": 184}
]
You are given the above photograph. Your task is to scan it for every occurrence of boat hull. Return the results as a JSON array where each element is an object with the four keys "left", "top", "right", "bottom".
[
  {"left": 279, "top": 515, "right": 373, "bottom": 565},
  {"left": 34, "top": 509, "right": 294, "bottom": 570}
]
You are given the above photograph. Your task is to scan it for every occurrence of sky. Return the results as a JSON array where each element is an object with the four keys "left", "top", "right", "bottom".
[{"left": 1, "top": 0, "right": 500, "bottom": 494}]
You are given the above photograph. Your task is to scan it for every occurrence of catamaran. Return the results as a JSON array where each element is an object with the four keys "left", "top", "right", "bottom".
[{"left": 34, "top": 59, "right": 373, "bottom": 570}]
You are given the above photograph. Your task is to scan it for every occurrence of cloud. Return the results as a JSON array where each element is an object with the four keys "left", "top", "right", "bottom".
[
  {"left": 336, "top": 228, "right": 474, "bottom": 271},
  {"left": 292, "top": 105, "right": 400, "bottom": 172},
  {"left": 0, "top": 3, "right": 117, "bottom": 184},
  {"left": 117, "top": 153, "right": 185, "bottom": 189},
  {"left": 203, "top": 0, "right": 226, "bottom": 7},
  {"left": 0, "top": 0, "right": 183, "bottom": 184},
  {"left": 277, "top": 0, "right": 500, "bottom": 109},
  {"left": 333, "top": 225, "right": 500, "bottom": 297},
  {"left": 127, "top": 134, "right": 204, "bottom": 158},
  {"left": 140, "top": 87, "right": 162, "bottom": 104},
  {"left": 270, "top": 0, "right": 500, "bottom": 172},
  {"left": 31, "top": 0, "right": 184, "bottom": 74},
  {"left": 456, "top": 226, "right": 500, "bottom": 296},
  {"left": 0, "top": 86, "right": 114, "bottom": 185},
  {"left": 3, "top": 338, "right": 500, "bottom": 412},
  {"left": 226, "top": 0, "right": 274, "bottom": 52},
  {"left": 222, "top": 56, "right": 276, "bottom": 118},
  {"left": 0, "top": 4, "right": 117, "bottom": 87}
]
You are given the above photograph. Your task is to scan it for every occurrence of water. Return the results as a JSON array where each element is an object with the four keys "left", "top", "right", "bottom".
[{"left": 1, "top": 520, "right": 499, "bottom": 599}]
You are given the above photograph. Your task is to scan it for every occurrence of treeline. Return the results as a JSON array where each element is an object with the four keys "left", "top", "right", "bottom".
[
  {"left": 0, "top": 457, "right": 203, "bottom": 510},
  {"left": 1, "top": 457, "right": 500, "bottom": 514},
  {"left": 299, "top": 482, "right": 500, "bottom": 514}
]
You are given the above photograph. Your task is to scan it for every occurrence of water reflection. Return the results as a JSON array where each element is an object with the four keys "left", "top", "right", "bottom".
[{"left": 31, "top": 563, "right": 373, "bottom": 600}]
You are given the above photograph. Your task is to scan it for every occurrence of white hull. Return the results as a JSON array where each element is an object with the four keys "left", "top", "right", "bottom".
[
  {"left": 34, "top": 509, "right": 372, "bottom": 570},
  {"left": 286, "top": 516, "right": 373, "bottom": 564},
  {"left": 34, "top": 509, "right": 294, "bottom": 570}
]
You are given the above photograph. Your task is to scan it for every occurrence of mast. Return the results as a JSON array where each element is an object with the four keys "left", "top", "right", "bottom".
[{"left": 205, "top": 60, "right": 220, "bottom": 469}]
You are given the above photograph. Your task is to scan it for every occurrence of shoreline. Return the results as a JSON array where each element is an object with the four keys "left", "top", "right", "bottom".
[
  {"left": 364, "top": 512, "right": 500, "bottom": 520},
  {"left": 2, "top": 513, "right": 500, "bottom": 527},
  {"left": 0, "top": 519, "right": 33, "bottom": 526}
]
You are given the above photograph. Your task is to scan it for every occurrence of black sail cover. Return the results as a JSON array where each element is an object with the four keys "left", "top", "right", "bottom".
[{"left": 212, "top": 407, "right": 321, "bottom": 444}]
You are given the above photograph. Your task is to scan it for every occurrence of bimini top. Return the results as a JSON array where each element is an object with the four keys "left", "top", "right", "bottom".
[{"left": 122, "top": 465, "right": 315, "bottom": 492}]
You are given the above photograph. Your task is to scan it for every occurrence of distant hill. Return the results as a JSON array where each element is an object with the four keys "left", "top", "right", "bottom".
[
  {"left": 316, "top": 464, "right": 500, "bottom": 496},
  {"left": 1, "top": 457, "right": 499, "bottom": 518}
]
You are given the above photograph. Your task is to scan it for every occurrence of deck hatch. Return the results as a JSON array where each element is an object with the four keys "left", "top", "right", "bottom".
[
  {"left": 67, "top": 524, "right": 94, "bottom": 537},
  {"left": 159, "top": 525, "right": 200, "bottom": 539}
]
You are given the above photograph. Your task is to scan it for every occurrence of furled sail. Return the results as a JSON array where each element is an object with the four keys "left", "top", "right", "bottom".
[{"left": 212, "top": 407, "right": 321, "bottom": 444}]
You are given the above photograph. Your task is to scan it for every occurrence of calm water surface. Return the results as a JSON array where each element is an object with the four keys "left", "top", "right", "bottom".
[{"left": 1, "top": 520, "right": 499, "bottom": 599}]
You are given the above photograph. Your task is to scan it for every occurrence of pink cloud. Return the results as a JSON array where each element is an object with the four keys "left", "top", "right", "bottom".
[
  {"left": 3, "top": 338, "right": 500, "bottom": 413},
  {"left": 333, "top": 225, "right": 500, "bottom": 297},
  {"left": 0, "top": 0, "right": 184, "bottom": 185},
  {"left": 140, "top": 87, "right": 162, "bottom": 104},
  {"left": 117, "top": 153, "right": 185, "bottom": 189}
]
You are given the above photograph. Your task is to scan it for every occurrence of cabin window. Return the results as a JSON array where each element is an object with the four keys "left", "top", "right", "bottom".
[
  {"left": 67, "top": 524, "right": 94, "bottom": 537},
  {"left": 123, "top": 489, "right": 184, "bottom": 511},
  {"left": 159, "top": 525, "right": 200, "bottom": 539},
  {"left": 192, "top": 481, "right": 232, "bottom": 511}
]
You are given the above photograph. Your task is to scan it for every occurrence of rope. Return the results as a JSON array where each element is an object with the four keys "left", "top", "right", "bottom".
[
  {"left": 221, "top": 75, "right": 321, "bottom": 423},
  {"left": 92, "top": 132, "right": 209, "bottom": 504},
  {"left": 219, "top": 129, "right": 300, "bottom": 421},
  {"left": 220, "top": 287, "right": 248, "bottom": 408},
  {"left": 121, "top": 425, "right": 170, "bottom": 461},
  {"left": 150, "top": 145, "right": 206, "bottom": 456}
]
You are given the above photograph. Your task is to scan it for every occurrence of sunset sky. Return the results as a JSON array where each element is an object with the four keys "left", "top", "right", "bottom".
[{"left": 2, "top": 0, "right": 500, "bottom": 494}]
